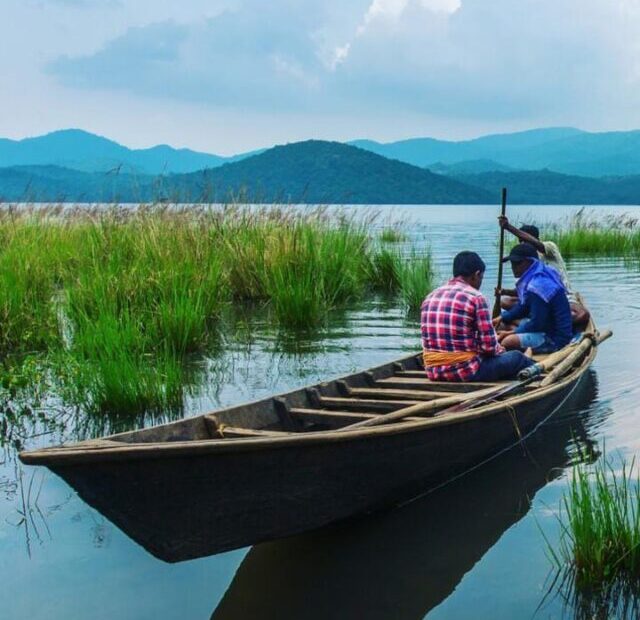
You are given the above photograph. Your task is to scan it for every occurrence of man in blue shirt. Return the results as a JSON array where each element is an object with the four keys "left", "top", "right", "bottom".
[{"left": 497, "top": 243, "right": 572, "bottom": 354}]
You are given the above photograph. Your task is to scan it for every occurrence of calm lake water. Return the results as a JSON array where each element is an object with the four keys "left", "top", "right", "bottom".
[{"left": 2, "top": 204, "right": 639, "bottom": 619}]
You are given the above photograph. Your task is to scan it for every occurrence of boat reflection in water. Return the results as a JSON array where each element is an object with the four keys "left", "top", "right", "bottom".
[{"left": 211, "top": 372, "right": 600, "bottom": 620}]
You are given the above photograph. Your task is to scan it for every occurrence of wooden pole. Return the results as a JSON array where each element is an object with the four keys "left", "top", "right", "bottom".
[
  {"left": 519, "top": 328, "right": 612, "bottom": 381},
  {"left": 492, "top": 187, "right": 508, "bottom": 318},
  {"left": 540, "top": 329, "right": 612, "bottom": 387},
  {"left": 338, "top": 386, "right": 506, "bottom": 431}
]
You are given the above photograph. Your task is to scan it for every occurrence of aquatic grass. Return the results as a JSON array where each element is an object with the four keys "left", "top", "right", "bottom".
[
  {"left": 379, "top": 228, "right": 408, "bottom": 243},
  {"left": 370, "top": 249, "right": 403, "bottom": 293},
  {"left": 263, "top": 223, "right": 371, "bottom": 326},
  {"left": 0, "top": 221, "right": 72, "bottom": 353},
  {"left": 545, "top": 210, "right": 640, "bottom": 258},
  {"left": 398, "top": 251, "right": 435, "bottom": 312},
  {"left": 71, "top": 351, "right": 187, "bottom": 418},
  {"left": 0, "top": 204, "right": 429, "bottom": 423},
  {"left": 546, "top": 449, "right": 640, "bottom": 616}
]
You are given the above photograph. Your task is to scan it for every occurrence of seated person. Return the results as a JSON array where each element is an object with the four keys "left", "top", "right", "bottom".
[
  {"left": 497, "top": 243, "right": 572, "bottom": 354},
  {"left": 498, "top": 216, "right": 590, "bottom": 326},
  {"left": 420, "top": 251, "right": 534, "bottom": 382}
]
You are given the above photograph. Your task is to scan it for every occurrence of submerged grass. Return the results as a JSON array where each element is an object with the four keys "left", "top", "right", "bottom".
[
  {"left": 545, "top": 209, "right": 640, "bottom": 258},
  {"left": 0, "top": 205, "right": 433, "bottom": 421},
  {"left": 546, "top": 449, "right": 640, "bottom": 618}
]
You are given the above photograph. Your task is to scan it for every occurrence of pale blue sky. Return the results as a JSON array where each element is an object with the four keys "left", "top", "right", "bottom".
[{"left": 2, "top": 0, "right": 639, "bottom": 154}]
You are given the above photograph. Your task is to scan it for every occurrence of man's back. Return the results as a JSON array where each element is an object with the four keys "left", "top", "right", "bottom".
[
  {"left": 421, "top": 278, "right": 483, "bottom": 353},
  {"left": 421, "top": 277, "right": 502, "bottom": 381}
]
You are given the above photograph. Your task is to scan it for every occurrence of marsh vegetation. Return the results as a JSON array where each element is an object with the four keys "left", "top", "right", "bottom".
[
  {"left": 0, "top": 204, "right": 433, "bottom": 440},
  {"left": 546, "top": 210, "right": 640, "bottom": 257},
  {"left": 546, "top": 450, "right": 640, "bottom": 619}
]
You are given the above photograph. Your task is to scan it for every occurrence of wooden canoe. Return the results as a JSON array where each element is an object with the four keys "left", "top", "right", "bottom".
[
  {"left": 211, "top": 374, "right": 599, "bottom": 620},
  {"left": 19, "top": 319, "right": 607, "bottom": 563}
]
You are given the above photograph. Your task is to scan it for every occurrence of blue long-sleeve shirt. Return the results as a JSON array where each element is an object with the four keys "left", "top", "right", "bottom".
[{"left": 502, "top": 289, "right": 572, "bottom": 350}]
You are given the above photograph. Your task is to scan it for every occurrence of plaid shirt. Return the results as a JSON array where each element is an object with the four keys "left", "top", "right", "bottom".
[{"left": 421, "top": 277, "right": 504, "bottom": 381}]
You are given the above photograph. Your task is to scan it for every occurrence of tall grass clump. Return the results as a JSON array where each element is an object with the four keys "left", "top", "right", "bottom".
[
  {"left": 0, "top": 214, "right": 73, "bottom": 353},
  {"left": 370, "top": 249, "right": 403, "bottom": 293},
  {"left": 261, "top": 221, "right": 372, "bottom": 327},
  {"left": 545, "top": 210, "right": 640, "bottom": 258},
  {"left": 546, "top": 450, "right": 640, "bottom": 617},
  {"left": 0, "top": 205, "right": 431, "bottom": 422},
  {"left": 398, "top": 251, "right": 434, "bottom": 312},
  {"left": 379, "top": 227, "right": 408, "bottom": 243}
]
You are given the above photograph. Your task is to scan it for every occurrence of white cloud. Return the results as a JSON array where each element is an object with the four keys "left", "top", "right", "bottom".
[
  {"left": 4, "top": 0, "right": 640, "bottom": 151},
  {"left": 364, "top": 0, "right": 409, "bottom": 23},
  {"left": 325, "top": 44, "right": 351, "bottom": 71},
  {"left": 420, "top": 0, "right": 461, "bottom": 13},
  {"left": 359, "top": 0, "right": 460, "bottom": 31}
]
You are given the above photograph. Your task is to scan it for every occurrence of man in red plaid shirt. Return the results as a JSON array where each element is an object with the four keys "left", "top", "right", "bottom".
[{"left": 421, "top": 251, "right": 533, "bottom": 382}]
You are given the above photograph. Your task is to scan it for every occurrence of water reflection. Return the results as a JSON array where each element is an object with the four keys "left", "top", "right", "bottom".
[{"left": 212, "top": 372, "right": 600, "bottom": 620}]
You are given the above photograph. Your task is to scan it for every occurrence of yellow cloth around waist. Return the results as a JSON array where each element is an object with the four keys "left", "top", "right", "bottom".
[{"left": 423, "top": 350, "right": 477, "bottom": 368}]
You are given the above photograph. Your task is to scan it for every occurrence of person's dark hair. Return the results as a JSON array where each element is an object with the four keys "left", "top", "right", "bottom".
[
  {"left": 521, "top": 224, "right": 540, "bottom": 239},
  {"left": 453, "top": 251, "right": 486, "bottom": 277}
]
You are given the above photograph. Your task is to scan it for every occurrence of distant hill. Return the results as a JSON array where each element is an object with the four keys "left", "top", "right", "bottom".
[
  {"left": 351, "top": 128, "right": 640, "bottom": 177},
  {"left": 171, "top": 140, "right": 494, "bottom": 204},
  {"left": 0, "top": 165, "right": 151, "bottom": 203},
  {"left": 350, "top": 128, "right": 582, "bottom": 168},
  {"left": 0, "top": 129, "right": 258, "bottom": 175},
  {"left": 451, "top": 169, "right": 640, "bottom": 205},
  {"left": 0, "top": 141, "right": 493, "bottom": 204},
  {"left": 429, "top": 159, "right": 516, "bottom": 175}
]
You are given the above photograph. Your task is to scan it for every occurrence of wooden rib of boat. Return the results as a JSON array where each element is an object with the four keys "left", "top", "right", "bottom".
[{"left": 19, "top": 317, "right": 608, "bottom": 563}]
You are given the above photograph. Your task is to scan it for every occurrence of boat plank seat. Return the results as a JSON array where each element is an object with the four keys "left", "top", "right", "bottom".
[
  {"left": 204, "top": 415, "right": 292, "bottom": 439},
  {"left": 375, "top": 377, "right": 501, "bottom": 391},
  {"left": 289, "top": 408, "right": 428, "bottom": 427},
  {"left": 316, "top": 396, "right": 421, "bottom": 412},
  {"left": 390, "top": 370, "right": 500, "bottom": 392},
  {"left": 376, "top": 376, "right": 538, "bottom": 393},
  {"left": 217, "top": 427, "right": 296, "bottom": 439},
  {"left": 346, "top": 387, "right": 469, "bottom": 401}
]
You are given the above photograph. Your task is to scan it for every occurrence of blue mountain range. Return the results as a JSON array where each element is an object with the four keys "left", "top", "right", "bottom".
[
  {"left": 2, "top": 127, "right": 640, "bottom": 204},
  {"left": 4, "top": 126, "right": 640, "bottom": 177},
  {"left": 0, "top": 129, "right": 260, "bottom": 175}
]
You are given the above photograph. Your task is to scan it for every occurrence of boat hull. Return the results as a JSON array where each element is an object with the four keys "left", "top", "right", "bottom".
[
  {"left": 211, "top": 373, "right": 598, "bottom": 620},
  {"left": 52, "top": 370, "right": 586, "bottom": 562}
]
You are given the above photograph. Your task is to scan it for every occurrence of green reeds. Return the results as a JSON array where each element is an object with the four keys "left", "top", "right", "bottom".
[
  {"left": 262, "top": 222, "right": 371, "bottom": 326},
  {"left": 547, "top": 450, "right": 640, "bottom": 616},
  {"left": 545, "top": 210, "right": 640, "bottom": 258},
  {"left": 398, "top": 252, "right": 435, "bottom": 312},
  {"left": 0, "top": 205, "right": 431, "bottom": 422},
  {"left": 370, "top": 249, "right": 402, "bottom": 293},
  {"left": 379, "top": 228, "right": 408, "bottom": 243}
]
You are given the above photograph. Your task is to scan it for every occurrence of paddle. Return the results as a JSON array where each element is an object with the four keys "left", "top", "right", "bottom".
[{"left": 492, "top": 187, "right": 508, "bottom": 318}]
